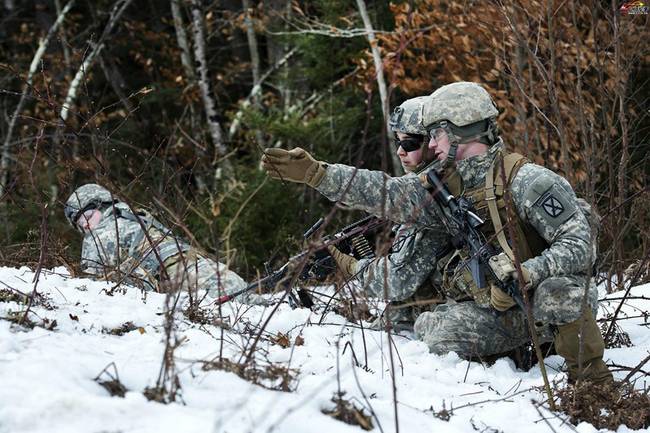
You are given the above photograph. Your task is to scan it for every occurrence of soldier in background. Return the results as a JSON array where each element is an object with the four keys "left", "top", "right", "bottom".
[
  {"left": 326, "top": 96, "right": 448, "bottom": 330},
  {"left": 261, "top": 82, "right": 612, "bottom": 384},
  {"left": 64, "top": 184, "right": 255, "bottom": 303}
]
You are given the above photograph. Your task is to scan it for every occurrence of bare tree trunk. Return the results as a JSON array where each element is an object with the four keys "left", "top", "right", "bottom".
[
  {"left": 60, "top": 0, "right": 132, "bottom": 122},
  {"left": 242, "top": 0, "right": 266, "bottom": 148},
  {"left": 0, "top": 0, "right": 76, "bottom": 201},
  {"left": 170, "top": 0, "right": 195, "bottom": 83},
  {"left": 228, "top": 48, "right": 296, "bottom": 141},
  {"left": 54, "top": 0, "right": 72, "bottom": 71},
  {"left": 99, "top": 53, "right": 134, "bottom": 113},
  {"left": 355, "top": 0, "right": 401, "bottom": 175},
  {"left": 189, "top": 0, "right": 230, "bottom": 183}
]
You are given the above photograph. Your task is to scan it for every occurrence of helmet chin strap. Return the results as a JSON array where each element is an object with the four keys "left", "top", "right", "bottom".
[
  {"left": 440, "top": 121, "right": 459, "bottom": 171},
  {"left": 440, "top": 119, "right": 498, "bottom": 171}
]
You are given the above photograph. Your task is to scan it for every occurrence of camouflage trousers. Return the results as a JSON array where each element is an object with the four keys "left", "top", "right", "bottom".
[
  {"left": 163, "top": 251, "right": 248, "bottom": 299},
  {"left": 413, "top": 276, "right": 598, "bottom": 358}
]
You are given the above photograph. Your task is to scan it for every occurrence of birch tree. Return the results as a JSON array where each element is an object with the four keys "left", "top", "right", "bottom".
[
  {"left": 355, "top": 0, "right": 401, "bottom": 176},
  {"left": 0, "top": 0, "right": 76, "bottom": 201},
  {"left": 59, "top": 0, "right": 133, "bottom": 122},
  {"left": 242, "top": 0, "right": 266, "bottom": 147},
  {"left": 170, "top": 0, "right": 195, "bottom": 84},
  {"left": 189, "top": 0, "right": 231, "bottom": 180}
]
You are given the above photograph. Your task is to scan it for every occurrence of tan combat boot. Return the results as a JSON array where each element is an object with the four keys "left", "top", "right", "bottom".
[{"left": 554, "top": 310, "right": 613, "bottom": 385}]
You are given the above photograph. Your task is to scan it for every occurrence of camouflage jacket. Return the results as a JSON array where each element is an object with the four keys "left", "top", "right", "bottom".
[
  {"left": 357, "top": 223, "right": 447, "bottom": 301},
  {"left": 80, "top": 202, "right": 247, "bottom": 297},
  {"left": 316, "top": 142, "right": 592, "bottom": 288}
]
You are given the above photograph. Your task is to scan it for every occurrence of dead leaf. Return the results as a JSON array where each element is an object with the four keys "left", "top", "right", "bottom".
[{"left": 274, "top": 333, "right": 290, "bottom": 348}]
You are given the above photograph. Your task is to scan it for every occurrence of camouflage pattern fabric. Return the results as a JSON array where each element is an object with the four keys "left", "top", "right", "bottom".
[
  {"left": 389, "top": 96, "right": 428, "bottom": 136},
  {"left": 316, "top": 140, "right": 597, "bottom": 354},
  {"left": 357, "top": 223, "right": 448, "bottom": 329},
  {"left": 414, "top": 275, "right": 596, "bottom": 357},
  {"left": 316, "top": 141, "right": 593, "bottom": 295},
  {"left": 356, "top": 224, "right": 448, "bottom": 301},
  {"left": 79, "top": 201, "right": 248, "bottom": 301},
  {"left": 64, "top": 183, "right": 113, "bottom": 226},
  {"left": 413, "top": 301, "right": 531, "bottom": 357},
  {"left": 422, "top": 82, "right": 498, "bottom": 128}
]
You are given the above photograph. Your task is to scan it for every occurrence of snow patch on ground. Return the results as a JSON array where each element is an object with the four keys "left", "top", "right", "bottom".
[{"left": 0, "top": 266, "right": 648, "bottom": 433}]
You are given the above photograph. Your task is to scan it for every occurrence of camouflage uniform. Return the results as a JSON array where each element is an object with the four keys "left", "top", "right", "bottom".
[
  {"left": 357, "top": 223, "right": 448, "bottom": 324},
  {"left": 263, "top": 81, "right": 610, "bottom": 382},
  {"left": 65, "top": 184, "right": 249, "bottom": 301},
  {"left": 355, "top": 97, "right": 449, "bottom": 325},
  {"left": 315, "top": 140, "right": 597, "bottom": 357}
]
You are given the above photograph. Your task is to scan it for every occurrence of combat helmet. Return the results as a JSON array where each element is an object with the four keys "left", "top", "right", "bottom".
[
  {"left": 422, "top": 82, "right": 499, "bottom": 166},
  {"left": 389, "top": 96, "right": 433, "bottom": 172},
  {"left": 64, "top": 183, "right": 115, "bottom": 227},
  {"left": 389, "top": 96, "right": 427, "bottom": 136}
]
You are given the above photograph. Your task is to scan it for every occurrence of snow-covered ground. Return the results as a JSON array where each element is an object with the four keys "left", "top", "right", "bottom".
[{"left": 0, "top": 266, "right": 648, "bottom": 433}]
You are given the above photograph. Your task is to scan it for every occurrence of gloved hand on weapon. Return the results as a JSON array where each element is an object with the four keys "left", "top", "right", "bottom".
[
  {"left": 261, "top": 148, "right": 327, "bottom": 188},
  {"left": 488, "top": 252, "right": 532, "bottom": 311},
  {"left": 327, "top": 245, "right": 358, "bottom": 280}
]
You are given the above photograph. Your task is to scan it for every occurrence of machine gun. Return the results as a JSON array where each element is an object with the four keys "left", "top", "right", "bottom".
[
  {"left": 214, "top": 215, "right": 385, "bottom": 308},
  {"left": 423, "top": 169, "right": 525, "bottom": 309}
]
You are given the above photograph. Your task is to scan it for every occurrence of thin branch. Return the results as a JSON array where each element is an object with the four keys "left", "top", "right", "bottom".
[
  {"left": 0, "top": 0, "right": 76, "bottom": 199},
  {"left": 59, "top": 0, "right": 133, "bottom": 122}
]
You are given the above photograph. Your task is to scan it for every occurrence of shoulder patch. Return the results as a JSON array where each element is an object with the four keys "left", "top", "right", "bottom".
[
  {"left": 541, "top": 194, "right": 565, "bottom": 218},
  {"left": 531, "top": 183, "right": 578, "bottom": 229}
]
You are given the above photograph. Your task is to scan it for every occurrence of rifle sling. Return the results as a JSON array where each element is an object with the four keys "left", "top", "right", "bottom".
[{"left": 484, "top": 151, "right": 529, "bottom": 262}]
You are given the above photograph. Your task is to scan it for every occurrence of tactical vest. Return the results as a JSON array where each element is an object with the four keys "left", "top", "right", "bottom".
[{"left": 438, "top": 151, "right": 549, "bottom": 305}]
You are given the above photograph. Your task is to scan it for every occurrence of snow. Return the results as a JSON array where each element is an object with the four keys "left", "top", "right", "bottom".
[{"left": 0, "top": 266, "right": 648, "bottom": 433}]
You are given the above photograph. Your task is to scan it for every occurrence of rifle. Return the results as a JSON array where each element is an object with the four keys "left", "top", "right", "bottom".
[
  {"left": 214, "top": 215, "right": 385, "bottom": 307},
  {"left": 424, "top": 169, "right": 525, "bottom": 309}
]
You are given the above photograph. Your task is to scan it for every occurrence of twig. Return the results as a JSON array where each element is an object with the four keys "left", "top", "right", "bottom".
[
  {"left": 497, "top": 153, "right": 556, "bottom": 410},
  {"left": 621, "top": 353, "right": 650, "bottom": 384}
]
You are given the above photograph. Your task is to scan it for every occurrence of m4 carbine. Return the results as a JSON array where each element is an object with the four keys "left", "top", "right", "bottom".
[
  {"left": 214, "top": 215, "right": 385, "bottom": 307},
  {"left": 423, "top": 169, "right": 525, "bottom": 309}
]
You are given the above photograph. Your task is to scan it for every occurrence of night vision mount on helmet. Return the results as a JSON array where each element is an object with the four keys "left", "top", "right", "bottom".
[{"left": 389, "top": 96, "right": 428, "bottom": 136}]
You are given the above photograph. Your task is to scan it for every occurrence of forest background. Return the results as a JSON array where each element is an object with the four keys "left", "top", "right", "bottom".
[{"left": 0, "top": 0, "right": 648, "bottom": 290}]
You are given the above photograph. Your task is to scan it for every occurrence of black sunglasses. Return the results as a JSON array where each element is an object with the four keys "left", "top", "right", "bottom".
[{"left": 394, "top": 135, "right": 425, "bottom": 153}]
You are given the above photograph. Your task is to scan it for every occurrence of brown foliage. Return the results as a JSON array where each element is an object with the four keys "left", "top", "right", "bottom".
[
  {"left": 201, "top": 357, "right": 298, "bottom": 392},
  {"left": 322, "top": 392, "right": 374, "bottom": 431},
  {"left": 557, "top": 381, "right": 650, "bottom": 430},
  {"left": 356, "top": 1, "right": 648, "bottom": 183}
]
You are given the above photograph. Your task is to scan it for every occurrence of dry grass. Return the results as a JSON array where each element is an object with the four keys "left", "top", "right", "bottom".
[
  {"left": 201, "top": 357, "right": 298, "bottom": 392},
  {"left": 557, "top": 381, "right": 650, "bottom": 430}
]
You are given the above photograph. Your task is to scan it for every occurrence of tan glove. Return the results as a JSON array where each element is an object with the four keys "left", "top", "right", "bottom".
[
  {"left": 488, "top": 252, "right": 531, "bottom": 284},
  {"left": 327, "top": 245, "right": 358, "bottom": 280},
  {"left": 488, "top": 252, "right": 531, "bottom": 311},
  {"left": 490, "top": 284, "right": 517, "bottom": 311},
  {"left": 261, "top": 147, "right": 327, "bottom": 188}
]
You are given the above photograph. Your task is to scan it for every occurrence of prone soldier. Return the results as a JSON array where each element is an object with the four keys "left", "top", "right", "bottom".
[{"left": 64, "top": 184, "right": 256, "bottom": 303}]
